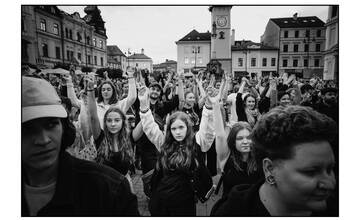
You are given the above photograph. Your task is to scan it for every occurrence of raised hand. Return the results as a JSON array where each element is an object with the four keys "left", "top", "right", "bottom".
[
  {"left": 63, "top": 74, "right": 72, "bottom": 84},
  {"left": 84, "top": 75, "right": 95, "bottom": 91},
  {"left": 126, "top": 66, "right": 135, "bottom": 78},
  {"left": 138, "top": 86, "right": 150, "bottom": 111}
]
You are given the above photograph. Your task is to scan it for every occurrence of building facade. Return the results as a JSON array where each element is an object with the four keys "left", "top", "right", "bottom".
[
  {"left": 232, "top": 40, "right": 279, "bottom": 79},
  {"left": 323, "top": 5, "right": 339, "bottom": 82},
  {"left": 21, "top": 5, "right": 107, "bottom": 71},
  {"left": 107, "top": 45, "right": 127, "bottom": 71},
  {"left": 261, "top": 15, "right": 326, "bottom": 78},
  {"left": 176, "top": 29, "right": 211, "bottom": 73},
  {"left": 153, "top": 59, "right": 177, "bottom": 73},
  {"left": 127, "top": 49, "right": 153, "bottom": 72}
]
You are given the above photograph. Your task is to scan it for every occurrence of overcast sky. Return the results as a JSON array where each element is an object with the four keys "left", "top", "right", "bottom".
[{"left": 58, "top": 5, "right": 328, "bottom": 64}]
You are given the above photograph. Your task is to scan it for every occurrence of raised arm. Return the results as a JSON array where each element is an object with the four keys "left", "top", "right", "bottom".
[
  {"left": 64, "top": 75, "right": 81, "bottom": 109},
  {"left": 138, "top": 86, "right": 164, "bottom": 151},
  {"left": 86, "top": 76, "right": 102, "bottom": 141},
  {"left": 209, "top": 86, "right": 230, "bottom": 171},
  {"left": 177, "top": 72, "right": 185, "bottom": 110},
  {"left": 118, "top": 67, "right": 137, "bottom": 113}
]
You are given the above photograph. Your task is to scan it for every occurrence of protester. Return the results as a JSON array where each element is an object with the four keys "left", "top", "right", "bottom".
[
  {"left": 138, "top": 86, "right": 214, "bottom": 216},
  {"left": 96, "top": 68, "right": 136, "bottom": 129},
  {"left": 211, "top": 105, "right": 337, "bottom": 216},
  {"left": 314, "top": 87, "right": 338, "bottom": 124},
  {"left": 235, "top": 77, "right": 261, "bottom": 128},
  {"left": 21, "top": 76, "right": 139, "bottom": 216}
]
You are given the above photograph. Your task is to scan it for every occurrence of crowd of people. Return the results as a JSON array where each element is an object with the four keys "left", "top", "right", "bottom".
[{"left": 21, "top": 64, "right": 338, "bottom": 216}]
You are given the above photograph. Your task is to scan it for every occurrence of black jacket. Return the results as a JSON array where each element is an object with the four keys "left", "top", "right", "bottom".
[
  {"left": 211, "top": 180, "right": 338, "bottom": 216},
  {"left": 22, "top": 152, "right": 139, "bottom": 216}
]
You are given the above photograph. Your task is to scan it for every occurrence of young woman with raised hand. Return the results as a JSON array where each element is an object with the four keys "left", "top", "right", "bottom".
[
  {"left": 138, "top": 85, "right": 215, "bottom": 216},
  {"left": 235, "top": 77, "right": 261, "bottom": 128},
  {"left": 212, "top": 87, "right": 262, "bottom": 197},
  {"left": 96, "top": 67, "right": 137, "bottom": 129},
  {"left": 87, "top": 75, "right": 135, "bottom": 192}
]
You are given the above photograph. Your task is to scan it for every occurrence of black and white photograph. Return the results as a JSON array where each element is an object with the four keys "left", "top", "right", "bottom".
[{"left": 17, "top": 2, "right": 346, "bottom": 217}]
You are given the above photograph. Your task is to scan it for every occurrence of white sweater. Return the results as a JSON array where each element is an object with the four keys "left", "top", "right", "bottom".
[{"left": 140, "top": 107, "right": 215, "bottom": 152}]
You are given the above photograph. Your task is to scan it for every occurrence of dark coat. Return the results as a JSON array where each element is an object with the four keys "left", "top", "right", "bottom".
[{"left": 22, "top": 152, "right": 139, "bottom": 216}]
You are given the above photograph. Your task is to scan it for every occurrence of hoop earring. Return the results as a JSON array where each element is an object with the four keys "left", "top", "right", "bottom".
[{"left": 266, "top": 175, "right": 276, "bottom": 185}]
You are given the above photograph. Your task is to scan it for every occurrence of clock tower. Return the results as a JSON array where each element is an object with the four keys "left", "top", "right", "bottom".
[{"left": 209, "top": 6, "right": 232, "bottom": 74}]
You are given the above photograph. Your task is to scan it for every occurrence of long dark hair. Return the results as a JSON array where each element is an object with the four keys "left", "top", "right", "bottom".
[
  {"left": 159, "top": 111, "right": 196, "bottom": 172},
  {"left": 227, "top": 121, "right": 257, "bottom": 174},
  {"left": 97, "top": 107, "right": 134, "bottom": 164},
  {"left": 97, "top": 80, "right": 119, "bottom": 105}
]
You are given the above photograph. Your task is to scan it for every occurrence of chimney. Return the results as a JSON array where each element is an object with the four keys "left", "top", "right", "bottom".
[
  {"left": 231, "top": 29, "right": 235, "bottom": 46},
  {"left": 293, "top": 12, "right": 298, "bottom": 20},
  {"left": 141, "top": 48, "right": 144, "bottom": 54},
  {"left": 166, "top": 59, "right": 168, "bottom": 62}
]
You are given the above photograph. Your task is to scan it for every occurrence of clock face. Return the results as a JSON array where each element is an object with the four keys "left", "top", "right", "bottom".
[{"left": 216, "top": 16, "right": 227, "bottom": 27}]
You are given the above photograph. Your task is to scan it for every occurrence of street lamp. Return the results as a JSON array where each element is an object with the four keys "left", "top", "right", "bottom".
[{"left": 303, "top": 36, "right": 315, "bottom": 70}]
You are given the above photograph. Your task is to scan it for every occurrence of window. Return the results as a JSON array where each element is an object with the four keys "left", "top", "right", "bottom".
[
  {"left": 66, "top": 50, "right": 73, "bottom": 60},
  {"left": 262, "top": 58, "right": 267, "bottom": 67},
  {"left": 271, "top": 58, "right": 276, "bottom": 66},
  {"left": 251, "top": 58, "right": 256, "bottom": 67},
  {"left": 93, "top": 38, "right": 96, "bottom": 47},
  {"left": 40, "top": 19, "right": 46, "bottom": 31},
  {"left": 53, "top": 23, "right": 59, "bottom": 35},
  {"left": 55, "top": 46, "right": 61, "bottom": 59},
  {"left": 314, "top": 59, "right": 320, "bottom": 67},
  {"left": 191, "top": 58, "right": 195, "bottom": 64},
  {"left": 101, "top": 57, "right": 104, "bottom": 66},
  {"left": 65, "top": 28, "right": 68, "bottom": 38},
  {"left": 77, "top": 32, "right": 82, "bottom": 42},
  {"left": 316, "top": 43, "right": 321, "bottom": 52},
  {"left": 42, "top": 43, "right": 48, "bottom": 57},
  {"left": 283, "top": 44, "right": 288, "bottom": 52},
  {"left": 77, "top": 52, "right": 81, "bottom": 61},
  {"left": 304, "top": 44, "right": 309, "bottom": 52},
  {"left": 99, "top": 40, "right": 103, "bottom": 49},
  {"left": 305, "top": 30, "right": 310, "bottom": 37},
  {"left": 87, "top": 55, "right": 91, "bottom": 64},
  {"left": 198, "top": 57, "right": 203, "bottom": 64},
  {"left": 238, "top": 58, "right": 243, "bottom": 67},
  {"left": 284, "top": 31, "right": 288, "bottom": 38},
  {"left": 317, "top": 29, "right": 321, "bottom": 37},
  {"left": 86, "top": 36, "right": 90, "bottom": 45},
  {"left": 282, "top": 59, "right": 288, "bottom": 67},
  {"left": 69, "top": 30, "right": 72, "bottom": 40},
  {"left": 184, "top": 68, "right": 190, "bottom": 73},
  {"left": 304, "top": 59, "right": 308, "bottom": 67},
  {"left": 94, "top": 56, "right": 97, "bottom": 65},
  {"left": 184, "top": 57, "right": 189, "bottom": 64},
  {"left": 293, "top": 44, "right": 298, "bottom": 52},
  {"left": 295, "top": 30, "right": 299, "bottom": 38},
  {"left": 293, "top": 59, "right": 298, "bottom": 67}
]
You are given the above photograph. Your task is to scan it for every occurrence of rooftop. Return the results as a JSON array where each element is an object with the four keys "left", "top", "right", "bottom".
[
  {"left": 127, "top": 53, "right": 152, "bottom": 60},
  {"left": 270, "top": 16, "right": 325, "bottom": 28},
  {"left": 232, "top": 40, "right": 278, "bottom": 51},
  {"left": 177, "top": 29, "right": 211, "bottom": 42},
  {"left": 107, "top": 45, "right": 126, "bottom": 57}
]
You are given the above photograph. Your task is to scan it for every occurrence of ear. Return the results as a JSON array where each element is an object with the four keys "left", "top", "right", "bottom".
[{"left": 262, "top": 157, "right": 274, "bottom": 177}]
